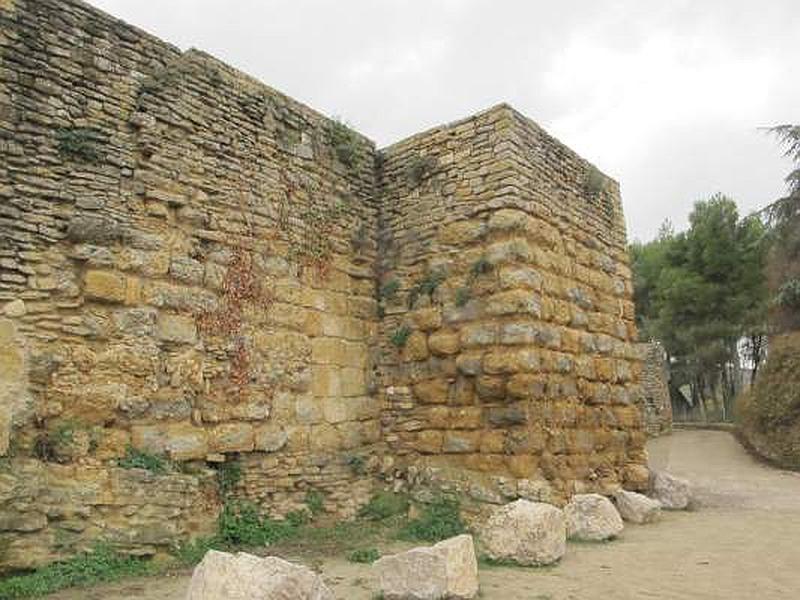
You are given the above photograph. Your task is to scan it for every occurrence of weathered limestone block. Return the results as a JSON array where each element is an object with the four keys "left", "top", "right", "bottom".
[
  {"left": 623, "top": 463, "right": 650, "bottom": 491},
  {"left": 564, "top": 493, "right": 624, "bottom": 541},
  {"left": 415, "top": 430, "right": 444, "bottom": 453},
  {"left": 486, "top": 239, "right": 534, "bottom": 264},
  {"left": 3, "top": 299, "right": 26, "bottom": 317},
  {"left": 414, "top": 379, "right": 450, "bottom": 404},
  {"left": 487, "top": 208, "right": 535, "bottom": 232},
  {"left": 482, "top": 350, "right": 520, "bottom": 375},
  {"left": 210, "top": 423, "right": 255, "bottom": 453},
  {"left": 460, "top": 323, "right": 497, "bottom": 348},
  {"left": 613, "top": 490, "right": 662, "bottom": 524},
  {"left": 186, "top": 551, "right": 333, "bottom": 600},
  {"left": 481, "top": 500, "right": 566, "bottom": 566},
  {"left": 131, "top": 423, "right": 208, "bottom": 460},
  {"left": 650, "top": 471, "right": 691, "bottom": 510},
  {"left": 84, "top": 270, "right": 127, "bottom": 303},
  {"left": 443, "top": 431, "right": 480, "bottom": 453},
  {"left": 254, "top": 424, "right": 289, "bottom": 452},
  {"left": 157, "top": 313, "right": 197, "bottom": 344},
  {"left": 438, "top": 220, "right": 485, "bottom": 245},
  {"left": 428, "top": 330, "right": 460, "bottom": 356},
  {"left": 486, "top": 290, "right": 541, "bottom": 317},
  {"left": 403, "top": 331, "right": 429, "bottom": 362},
  {"left": 374, "top": 534, "right": 478, "bottom": 600},
  {"left": 455, "top": 352, "right": 483, "bottom": 376},
  {"left": 498, "top": 266, "right": 543, "bottom": 291},
  {"left": 506, "top": 374, "right": 545, "bottom": 400},
  {"left": 411, "top": 308, "right": 443, "bottom": 332},
  {"left": 475, "top": 375, "right": 506, "bottom": 401}
]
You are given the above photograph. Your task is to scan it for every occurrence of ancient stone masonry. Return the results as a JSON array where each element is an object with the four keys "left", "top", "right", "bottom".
[
  {"left": 0, "top": 0, "right": 647, "bottom": 571},
  {"left": 636, "top": 342, "right": 672, "bottom": 436}
]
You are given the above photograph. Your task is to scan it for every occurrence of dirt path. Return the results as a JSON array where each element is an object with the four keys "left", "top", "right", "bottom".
[{"left": 46, "top": 430, "right": 800, "bottom": 599}]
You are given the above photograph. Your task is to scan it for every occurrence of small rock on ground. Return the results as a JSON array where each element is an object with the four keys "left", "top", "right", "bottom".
[
  {"left": 186, "top": 550, "right": 333, "bottom": 600},
  {"left": 480, "top": 499, "right": 566, "bottom": 566},
  {"left": 613, "top": 489, "right": 662, "bottom": 524},
  {"left": 650, "top": 471, "right": 692, "bottom": 510},
  {"left": 565, "top": 493, "right": 624, "bottom": 541},
  {"left": 374, "top": 534, "right": 479, "bottom": 600}
]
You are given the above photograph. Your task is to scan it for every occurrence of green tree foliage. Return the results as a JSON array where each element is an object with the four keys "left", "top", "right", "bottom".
[
  {"left": 630, "top": 195, "right": 769, "bottom": 419},
  {"left": 761, "top": 125, "right": 800, "bottom": 332}
]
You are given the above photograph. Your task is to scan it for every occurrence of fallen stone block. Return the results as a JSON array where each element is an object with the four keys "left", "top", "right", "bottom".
[
  {"left": 480, "top": 499, "right": 566, "bottom": 566},
  {"left": 374, "top": 534, "right": 479, "bottom": 600},
  {"left": 650, "top": 471, "right": 691, "bottom": 510},
  {"left": 613, "top": 489, "right": 662, "bottom": 524},
  {"left": 564, "top": 493, "right": 624, "bottom": 541},
  {"left": 186, "top": 550, "right": 333, "bottom": 600}
]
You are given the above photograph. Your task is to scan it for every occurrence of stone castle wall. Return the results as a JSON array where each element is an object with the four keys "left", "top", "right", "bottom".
[
  {"left": 636, "top": 342, "right": 672, "bottom": 436},
  {"left": 0, "top": 0, "right": 381, "bottom": 570},
  {"left": 0, "top": 0, "right": 646, "bottom": 572}
]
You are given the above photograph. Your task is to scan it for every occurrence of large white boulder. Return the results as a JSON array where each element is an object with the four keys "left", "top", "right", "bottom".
[
  {"left": 650, "top": 471, "right": 692, "bottom": 510},
  {"left": 613, "top": 489, "right": 662, "bottom": 524},
  {"left": 186, "top": 550, "right": 333, "bottom": 600},
  {"left": 374, "top": 534, "right": 479, "bottom": 600},
  {"left": 564, "top": 494, "right": 624, "bottom": 541},
  {"left": 480, "top": 499, "right": 566, "bottom": 566}
]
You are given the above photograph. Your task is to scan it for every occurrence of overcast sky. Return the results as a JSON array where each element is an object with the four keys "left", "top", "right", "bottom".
[{"left": 92, "top": 0, "right": 798, "bottom": 242}]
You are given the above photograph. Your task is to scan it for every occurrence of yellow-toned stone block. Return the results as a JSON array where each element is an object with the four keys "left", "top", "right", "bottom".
[
  {"left": 482, "top": 350, "right": 520, "bottom": 375},
  {"left": 442, "top": 431, "right": 480, "bottom": 453},
  {"left": 156, "top": 313, "right": 197, "bottom": 344},
  {"left": 438, "top": 219, "right": 485, "bottom": 245},
  {"left": 342, "top": 342, "right": 368, "bottom": 368},
  {"left": 449, "top": 407, "right": 483, "bottom": 429},
  {"left": 475, "top": 375, "right": 506, "bottom": 400},
  {"left": 0, "top": 324, "right": 22, "bottom": 382},
  {"left": 506, "top": 374, "right": 545, "bottom": 399},
  {"left": 428, "top": 330, "right": 460, "bottom": 356},
  {"left": 311, "top": 365, "right": 341, "bottom": 397},
  {"left": 403, "top": 331, "right": 429, "bottom": 362},
  {"left": 413, "top": 378, "right": 450, "bottom": 404},
  {"left": 415, "top": 430, "right": 443, "bottom": 454},
  {"left": 340, "top": 367, "right": 366, "bottom": 397},
  {"left": 311, "top": 337, "right": 345, "bottom": 365},
  {"left": 506, "top": 454, "right": 537, "bottom": 478},
  {"left": 410, "top": 308, "right": 442, "bottom": 331},
  {"left": 480, "top": 430, "right": 506, "bottom": 454},
  {"left": 85, "top": 270, "right": 127, "bottom": 303},
  {"left": 131, "top": 423, "right": 208, "bottom": 460},
  {"left": 310, "top": 423, "right": 341, "bottom": 452},
  {"left": 209, "top": 423, "right": 255, "bottom": 453}
]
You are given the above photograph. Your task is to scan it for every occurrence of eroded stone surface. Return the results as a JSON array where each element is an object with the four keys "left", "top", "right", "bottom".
[
  {"left": 650, "top": 471, "right": 692, "bottom": 510},
  {"left": 374, "top": 534, "right": 478, "bottom": 600},
  {"left": 614, "top": 489, "right": 662, "bottom": 524},
  {"left": 481, "top": 499, "right": 566, "bottom": 566},
  {"left": 186, "top": 551, "right": 333, "bottom": 600},
  {"left": 564, "top": 493, "right": 624, "bottom": 541}
]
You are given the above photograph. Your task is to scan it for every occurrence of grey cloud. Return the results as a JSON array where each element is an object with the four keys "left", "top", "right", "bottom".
[{"left": 92, "top": 0, "right": 799, "bottom": 240}]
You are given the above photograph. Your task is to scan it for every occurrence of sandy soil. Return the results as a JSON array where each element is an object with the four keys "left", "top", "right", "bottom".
[{"left": 46, "top": 430, "right": 800, "bottom": 599}]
